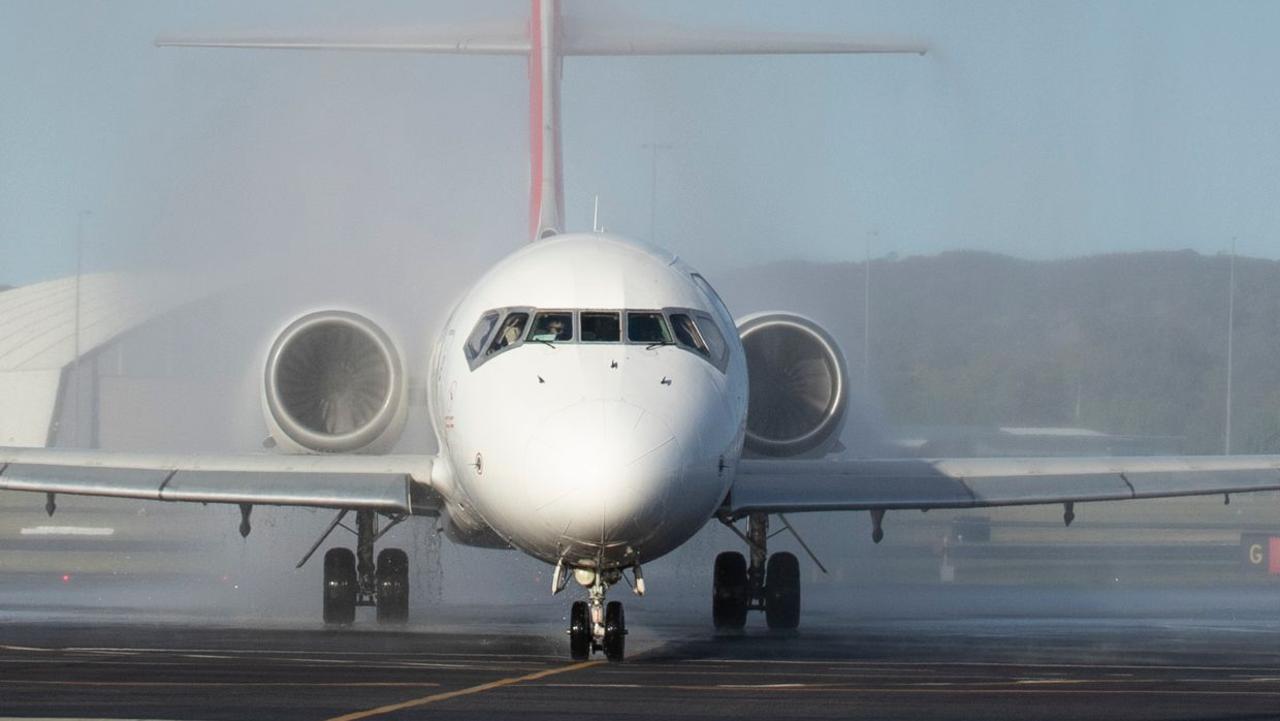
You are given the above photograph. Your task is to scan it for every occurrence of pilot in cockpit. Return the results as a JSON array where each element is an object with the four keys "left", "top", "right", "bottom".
[
  {"left": 529, "top": 311, "right": 574, "bottom": 342},
  {"left": 532, "top": 318, "right": 565, "bottom": 341},
  {"left": 487, "top": 312, "right": 529, "bottom": 354}
]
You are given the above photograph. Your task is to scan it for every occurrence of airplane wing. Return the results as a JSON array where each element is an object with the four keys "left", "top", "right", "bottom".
[
  {"left": 0, "top": 446, "right": 439, "bottom": 515},
  {"left": 726, "top": 455, "right": 1280, "bottom": 518}
]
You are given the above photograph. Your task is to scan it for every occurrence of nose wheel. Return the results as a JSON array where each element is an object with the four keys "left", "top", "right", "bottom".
[
  {"left": 565, "top": 571, "right": 628, "bottom": 662},
  {"left": 603, "top": 601, "right": 626, "bottom": 662},
  {"left": 569, "top": 601, "right": 591, "bottom": 660}
]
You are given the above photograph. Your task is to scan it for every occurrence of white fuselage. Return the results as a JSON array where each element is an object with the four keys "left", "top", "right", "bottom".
[{"left": 427, "top": 233, "right": 748, "bottom": 570}]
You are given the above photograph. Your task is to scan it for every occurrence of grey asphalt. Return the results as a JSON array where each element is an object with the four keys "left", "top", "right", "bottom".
[{"left": 4, "top": 585, "right": 1280, "bottom": 720}]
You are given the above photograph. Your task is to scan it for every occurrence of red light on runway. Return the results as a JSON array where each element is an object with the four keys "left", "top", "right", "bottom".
[{"left": 61, "top": 574, "right": 71, "bottom": 583}]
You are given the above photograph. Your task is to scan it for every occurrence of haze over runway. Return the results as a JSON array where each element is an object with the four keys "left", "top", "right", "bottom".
[
  {"left": 4, "top": 584, "right": 1280, "bottom": 720},
  {"left": 4, "top": 1, "right": 1280, "bottom": 710}
]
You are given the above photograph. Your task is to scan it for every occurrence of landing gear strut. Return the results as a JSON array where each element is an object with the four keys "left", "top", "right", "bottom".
[
  {"left": 713, "top": 513, "right": 801, "bottom": 631},
  {"left": 566, "top": 569, "right": 628, "bottom": 662},
  {"left": 320, "top": 510, "right": 409, "bottom": 625}
]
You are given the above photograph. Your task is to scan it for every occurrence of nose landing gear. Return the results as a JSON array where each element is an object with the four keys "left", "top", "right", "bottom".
[
  {"left": 566, "top": 569, "right": 628, "bottom": 662},
  {"left": 319, "top": 510, "right": 410, "bottom": 625}
]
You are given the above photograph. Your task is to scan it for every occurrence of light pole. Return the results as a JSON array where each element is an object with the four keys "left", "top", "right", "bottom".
[
  {"left": 863, "top": 230, "right": 876, "bottom": 393},
  {"left": 1225, "top": 238, "right": 1236, "bottom": 454},
  {"left": 73, "top": 209, "right": 92, "bottom": 447},
  {"left": 641, "top": 142, "right": 673, "bottom": 243}
]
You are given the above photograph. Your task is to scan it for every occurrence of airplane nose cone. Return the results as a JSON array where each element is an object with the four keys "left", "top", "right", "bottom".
[{"left": 524, "top": 400, "right": 683, "bottom": 550}]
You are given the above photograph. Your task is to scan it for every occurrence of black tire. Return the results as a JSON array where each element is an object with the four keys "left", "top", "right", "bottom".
[
  {"left": 376, "top": 548, "right": 409, "bottom": 624},
  {"left": 765, "top": 552, "right": 801, "bottom": 630},
  {"left": 603, "top": 601, "right": 626, "bottom": 663},
  {"left": 323, "top": 547, "right": 357, "bottom": 625},
  {"left": 712, "top": 551, "right": 749, "bottom": 630},
  {"left": 569, "top": 601, "right": 590, "bottom": 661}
]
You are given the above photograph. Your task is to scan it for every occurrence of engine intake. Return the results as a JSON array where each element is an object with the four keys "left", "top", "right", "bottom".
[
  {"left": 737, "top": 312, "right": 848, "bottom": 458},
  {"left": 263, "top": 310, "right": 406, "bottom": 454}
]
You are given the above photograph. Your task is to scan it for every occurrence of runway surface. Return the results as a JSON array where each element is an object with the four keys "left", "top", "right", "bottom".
[{"left": 4, "top": 585, "right": 1280, "bottom": 720}]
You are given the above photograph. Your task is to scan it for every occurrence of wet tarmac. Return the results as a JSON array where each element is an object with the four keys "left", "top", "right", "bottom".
[{"left": 3, "top": 584, "right": 1280, "bottom": 720}]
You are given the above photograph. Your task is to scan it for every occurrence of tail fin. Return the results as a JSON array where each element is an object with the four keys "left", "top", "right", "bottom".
[{"left": 158, "top": 0, "right": 925, "bottom": 242}]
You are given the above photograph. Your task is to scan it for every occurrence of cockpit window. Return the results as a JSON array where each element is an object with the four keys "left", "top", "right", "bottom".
[
  {"left": 464, "top": 311, "right": 500, "bottom": 361},
  {"left": 466, "top": 306, "right": 729, "bottom": 373},
  {"left": 694, "top": 311, "right": 729, "bottom": 370},
  {"left": 581, "top": 311, "right": 621, "bottom": 342},
  {"left": 669, "top": 313, "right": 709, "bottom": 357},
  {"left": 487, "top": 312, "right": 529, "bottom": 355},
  {"left": 627, "top": 311, "right": 673, "bottom": 344},
  {"left": 529, "top": 311, "right": 573, "bottom": 342}
]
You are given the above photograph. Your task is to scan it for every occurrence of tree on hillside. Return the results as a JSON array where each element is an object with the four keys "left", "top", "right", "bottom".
[{"left": 715, "top": 250, "right": 1280, "bottom": 454}]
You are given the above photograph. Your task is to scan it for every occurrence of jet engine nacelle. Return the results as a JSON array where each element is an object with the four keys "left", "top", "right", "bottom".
[
  {"left": 262, "top": 310, "right": 408, "bottom": 454},
  {"left": 736, "top": 312, "right": 849, "bottom": 458}
]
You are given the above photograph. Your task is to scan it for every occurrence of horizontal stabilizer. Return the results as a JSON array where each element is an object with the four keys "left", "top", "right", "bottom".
[
  {"left": 562, "top": 24, "right": 926, "bottom": 56},
  {"left": 156, "top": 23, "right": 531, "bottom": 55}
]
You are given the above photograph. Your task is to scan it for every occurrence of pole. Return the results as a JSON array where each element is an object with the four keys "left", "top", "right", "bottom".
[
  {"left": 73, "top": 210, "right": 91, "bottom": 446},
  {"left": 641, "top": 142, "right": 672, "bottom": 243},
  {"left": 1225, "top": 238, "right": 1236, "bottom": 454},
  {"left": 863, "top": 231, "right": 876, "bottom": 392}
]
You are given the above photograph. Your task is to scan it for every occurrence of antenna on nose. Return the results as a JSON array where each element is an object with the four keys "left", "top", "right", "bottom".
[{"left": 592, "top": 194, "right": 603, "bottom": 233}]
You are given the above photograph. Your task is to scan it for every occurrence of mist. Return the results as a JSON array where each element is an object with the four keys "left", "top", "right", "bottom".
[{"left": 4, "top": 1, "right": 1280, "bottom": 631}]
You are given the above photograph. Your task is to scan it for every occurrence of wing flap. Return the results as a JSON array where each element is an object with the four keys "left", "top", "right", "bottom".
[
  {"left": 160, "top": 471, "right": 411, "bottom": 510},
  {"left": 1126, "top": 467, "right": 1280, "bottom": 498},
  {"left": 725, "top": 476, "right": 973, "bottom": 515},
  {"left": 1, "top": 463, "right": 170, "bottom": 501},
  {"left": 964, "top": 474, "right": 1133, "bottom": 505}
]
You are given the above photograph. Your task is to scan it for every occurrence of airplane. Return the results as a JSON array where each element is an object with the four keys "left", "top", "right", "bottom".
[{"left": 5, "top": 0, "right": 1280, "bottom": 663}]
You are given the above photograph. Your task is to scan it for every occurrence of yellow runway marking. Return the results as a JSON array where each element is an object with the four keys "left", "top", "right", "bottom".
[
  {"left": 0, "top": 680, "right": 441, "bottom": 688},
  {"left": 325, "top": 660, "right": 602, "bottom": 721}
]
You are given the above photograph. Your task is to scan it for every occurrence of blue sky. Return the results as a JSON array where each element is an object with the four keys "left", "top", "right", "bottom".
[{"left": 3, "top": 0, "right": 1280, "bottom": 287}]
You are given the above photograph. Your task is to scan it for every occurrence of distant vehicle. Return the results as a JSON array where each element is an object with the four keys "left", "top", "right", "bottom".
[{"left": 4, "top": 1, "right": 1279, "bottom": 662}]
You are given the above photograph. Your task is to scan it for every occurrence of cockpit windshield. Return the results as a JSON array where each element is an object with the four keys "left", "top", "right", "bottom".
[
  {"left": 693, "top": 311, "right": 729, "bottom": 370},
  {"left": 581, "top": 312, "right": 621, "bottom": 342},
  {"left": 464, "top": 307, "right": 730, "bottom": 372},
  {"left": 464, "top": 311, "right": 500, "bottom": 362},
  {"left": 487, "top": 312, "right": 529, "bottom": 355},
  {"left": 529, "top": 311, "right": 574, "bottom": 342},
  {"left": 627, "top": 312, "right": 672, "bottom": 344},
  {"left": 669, "top": 313, "right": 707, "bottom": 354}
]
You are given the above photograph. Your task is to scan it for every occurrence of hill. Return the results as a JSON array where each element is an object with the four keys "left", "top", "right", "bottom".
[{"left": 714, "top": 250, "right": 1280, "bottom": 454}]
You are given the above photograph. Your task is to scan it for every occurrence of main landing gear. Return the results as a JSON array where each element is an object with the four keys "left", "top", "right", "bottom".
[
  {"left": 714, "top": 513, "right": 802, "bottom": 631},
  {"left": 319, "top": 509, "right": 409, "bottom": 625},
  {"left": 563, "top": 566, "right": 634, "bottom": 663}
]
